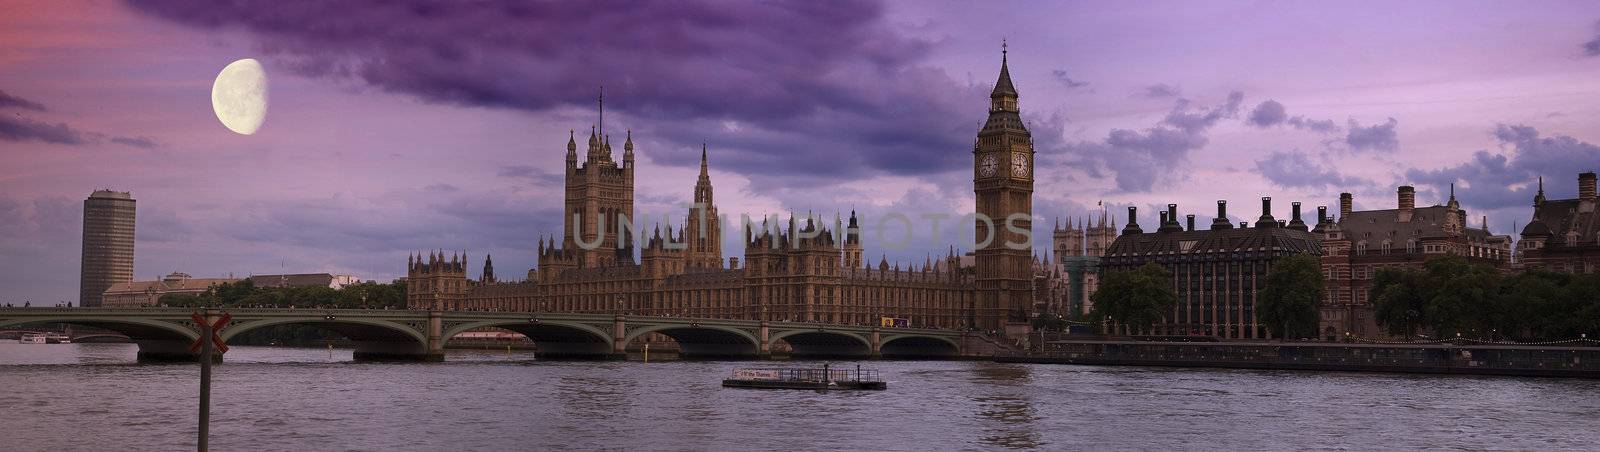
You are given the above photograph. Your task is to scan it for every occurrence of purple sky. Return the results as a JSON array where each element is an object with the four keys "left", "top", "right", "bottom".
[{"left": 3, "top": 0, "right": 1599, "bottom": 303}]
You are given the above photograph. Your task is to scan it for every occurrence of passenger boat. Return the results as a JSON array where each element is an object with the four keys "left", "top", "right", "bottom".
[
  {"left": 45, "top": 333, "right": 71, "bottom": 344},
  {"left": 18, "top": 333, "right": 47, "bottom": 344},
  {"left": 722, "top": 364, "right": 887, "bottom": 390}
]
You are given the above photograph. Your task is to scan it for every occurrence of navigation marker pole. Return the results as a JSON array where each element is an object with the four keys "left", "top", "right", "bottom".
[
  {"left": 197, "top": 310, "right": 212, "bottom": 452},
  {"left": 190, "top": 310, "right": 230, "bottom": 452}
]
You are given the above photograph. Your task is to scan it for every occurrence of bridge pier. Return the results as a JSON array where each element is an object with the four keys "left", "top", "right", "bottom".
[
  {"left": 612, "top": 315, "right": 628, "bottom": 360},
  {"left": 870, "top": 329, "right": 883, "bottom": 360},
  {"left": 758, "top": 322, "right": 772, "bottom": 360}
]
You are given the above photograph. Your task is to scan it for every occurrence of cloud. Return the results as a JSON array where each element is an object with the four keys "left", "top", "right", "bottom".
[
  {"left": 1141, "top": 84, "right": 1181, "bottom": 98},
  {"left": 1, "top": 112, "right": 160, "bottom": 148},
  {"left": 109, "top": 136, "right": 159, "bottom": 148},
  {"left": 1247, "top": 100, "right": 1287, "bottom": 127},
  {"left": 125, "top": 0, "right": 984, "bottom": 189},
  {"left": 497, "top": 164, "right": 564, "bottom": 186},
  {"left": 1049, "top": 69, "right": 1088, "bottom": 88},
  {"left": 1247, "top": 99, "right": 1340, "bottom": 133},
  {"left": 0, "top": 90, "right": 47, "bottom": 111},
  {"left": 1254, "top": 150, "right": 1374, "bottom": 188},
  {"left": 1584, "top": 20, "right": 1600, "bottom": 57},
  {"left": 1345, "top": 117, "right": 1399, "bottom": 152},
  {"left": 1058, "top": 91, "right": 1243, "bottom": 192},
  {"left": 1406, "top": 123, "right": 1600, "bottom": 210},
  {"left": 0, "top": 115, "right": 91, "bottom": 144}
]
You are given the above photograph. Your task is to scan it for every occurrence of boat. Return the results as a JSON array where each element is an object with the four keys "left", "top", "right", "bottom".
[
  {"left": 722, "top": 364, "right": 887, "bottom": 390},
  {"left": 45, "top": 333, "right": 71, "bottom": 344},
  {"left": 18, "top": 333, "right": 47, "bottom": 344}
]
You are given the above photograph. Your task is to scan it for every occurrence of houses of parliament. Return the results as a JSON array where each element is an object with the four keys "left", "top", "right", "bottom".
[{"left": 406, "top": 50, "right": 1047, "bottom": 334}]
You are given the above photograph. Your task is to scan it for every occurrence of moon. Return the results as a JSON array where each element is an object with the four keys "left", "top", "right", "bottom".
[{"left": 211, "top": 58, "right": 268, "bottom": 135}]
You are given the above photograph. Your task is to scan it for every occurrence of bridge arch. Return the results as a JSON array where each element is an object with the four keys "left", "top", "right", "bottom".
[
  {"left": 880, "top": 334, "right": 961, "bottom": 359},
  {"left": 625, "top": 323, "right": 761, "bottom": 360},
  {"left": 0, "top": 316, "right": 199, "bottom": 361},
  {"left": 221, "top": 316, "right": 430, "bottom": 361},
  {"left": 770, "top": 329, "right": 873, "bottom": 359},
  {"left": 445, "top": 319, "right": 614, "bottom": 360}
]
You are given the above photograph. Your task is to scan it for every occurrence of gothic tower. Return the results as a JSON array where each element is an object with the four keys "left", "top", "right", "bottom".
[
  {"left": 683, "top": 145, "right": 724, "bottom": 270},
  {"left": 561, "top": 92, "right": 636, "bottom": 269},
  {"left": 973, "top": 42, "right": 1035, "bottom": 333}
]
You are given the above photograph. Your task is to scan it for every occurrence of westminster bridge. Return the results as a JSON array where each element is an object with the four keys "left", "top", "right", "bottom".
[{"left": 0, "top": 308, "right": 992, "bottom": 362}]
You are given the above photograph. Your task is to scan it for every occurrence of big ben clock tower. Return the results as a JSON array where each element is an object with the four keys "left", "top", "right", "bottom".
[{"left": 973, "top": 42, "right": 1034, "bottom": 334}]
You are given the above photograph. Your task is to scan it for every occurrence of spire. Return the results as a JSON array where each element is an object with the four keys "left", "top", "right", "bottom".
[
  {"left": 597, "top": 85, "right": 604, "bottom": 137},
  {"left": 566, "top": 129, "right": 577, "bottom": 160},
  {"left": 1535, "top": 176, "right": 1546, "bottom": 206},
  {"left": 623, "top": 130, "right": 634, "bottom": 160},
  {"left": 990, "top": 39, "right": 1018, "bottom": 100},
  {"left": 699, "top": 144, "right": 709, "bottom": 176}
]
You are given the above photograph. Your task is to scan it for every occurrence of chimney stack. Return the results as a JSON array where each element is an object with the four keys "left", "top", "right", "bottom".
[
  {"left": 1186, "top": 214, "right": 1196, "bottom": 231},
  {"left": 1287, "top": 202, "right": 1308, "bottom": 231},
  {"left": 1398, "top": 186, "right": 1415, "bottom": 222},
  {"left": 1158, "top": 204, "right": 1183, "bottom": 232},
  {"left": 1580, "top": 172, "right": 1597, "bottom": 202},
  {"left": 1340, "top": 193, "right": 1353, "bottom": 219},
  {"left": 1313, "top": 205, "right": 1329, "bottom": 233},
  {"left": 1212, "top": 200, "right": 1233, "bottom": 230},
  {"left": 1122, "top": 206, "right": 1143, "bottom": 235},
  {"left": 1255, "top": 196, "right": 1278, "bottom": 228}
]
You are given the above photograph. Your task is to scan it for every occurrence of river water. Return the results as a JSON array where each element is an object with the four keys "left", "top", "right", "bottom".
[{"left": 2, "top": 343, "right": 1598, "bottom": 451}]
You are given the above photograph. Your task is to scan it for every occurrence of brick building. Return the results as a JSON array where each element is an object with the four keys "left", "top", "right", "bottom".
[
  {"left": 1318, "top": 185, "right": 1512, "bottom": 339},
  {"left": 1517, "top": 172, "right": 1600, "bottom": 273}
]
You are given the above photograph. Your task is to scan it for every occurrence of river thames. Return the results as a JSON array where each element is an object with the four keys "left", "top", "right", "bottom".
[{"left": 3, "top": 343, "right": 1599, "bottom": 451}]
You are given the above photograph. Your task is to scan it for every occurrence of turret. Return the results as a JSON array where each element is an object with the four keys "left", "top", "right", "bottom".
[{"left": 566, "top": 130, "right": 577, "bottom": 170}]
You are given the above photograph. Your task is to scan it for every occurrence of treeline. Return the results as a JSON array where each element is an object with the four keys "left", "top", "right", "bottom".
[
  {"left": 1373, "top": 256, "right": 1600, "bottom": 342},
  {"left": 158, "top": 279, "right": 407, "bottom": 310}
]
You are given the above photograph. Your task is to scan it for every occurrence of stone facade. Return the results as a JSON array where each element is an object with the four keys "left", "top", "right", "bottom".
[
  {"left": 102, "top": 272, "right": 239, "bottom": 308},
  {"left": 404, "top": 51, "right": 1048, "bottom": 334},
  {"left": 1517, "top": 172, "right": 1600, "bottom": 273},
  {"left": 81, "top": 190, "right": 135, "bottom": 307},
  {"left": 1051, "top": 214, "right": 1115, "bottom": 315},
  {"left": 1318, "top": 186, "right": 1512, "bottom": 339},
  {"left": 1101, "top": 199, "right": 1322, "bottom": 339}
]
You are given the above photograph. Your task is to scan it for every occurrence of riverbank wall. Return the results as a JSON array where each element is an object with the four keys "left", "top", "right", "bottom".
[{"left": 997, "top": 340, "right": 1600, "bottom": 378}]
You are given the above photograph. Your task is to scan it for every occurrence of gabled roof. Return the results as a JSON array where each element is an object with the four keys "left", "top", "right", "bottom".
[{"left": 1105, "top": 226, "right": 1320, "bottom": 257}]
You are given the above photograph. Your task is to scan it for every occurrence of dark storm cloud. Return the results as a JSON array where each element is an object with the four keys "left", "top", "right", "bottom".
[
  {"left": 1049, "top": 69, "right": 1088, "bottom": 88},
  {"left": 1254, "top": 150, "right": 1373, "bottom": 188},
  {"left": 1058, "top": 92, "right": 1243, "bottom": 192},
  {"left": 1345, "top": 117, "right": 1399, "bottom": 152},
  {"left": 1406, "top": 124, "right": 1600, "bottom": 210},
  {"left": 125, "top": 0, "right": 983, "bottom": 187},
  {"left": 1247, "top": 100, "right": 1339, "bottom": 133},
  {"left": 1584, "top": 20, "right": 1600, "bottom": 57},
  {"left": 0, "top": 90, "right": 47, "bottom": 111},
  {"left": 1141, "top": 84, "right": 1181, "bottom": 98}
]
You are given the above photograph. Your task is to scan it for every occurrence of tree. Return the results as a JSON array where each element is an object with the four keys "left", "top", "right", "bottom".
[
  {"left": 1256, "top": 253, "right": 1323, "bottom": 340},
  {"left": 1371, "top": 266, "right": 1430, "bottom": 338},
  {"left": 1091, "top": 262, "right": 1177, "bottom": 333},
  {"left": 1420, "top": 256, "right": 1500, "bottom": 338}
]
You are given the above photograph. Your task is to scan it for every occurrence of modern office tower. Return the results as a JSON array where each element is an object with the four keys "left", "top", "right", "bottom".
[{"left": 81, "top": 190, "right": 135, "bottom": 307}]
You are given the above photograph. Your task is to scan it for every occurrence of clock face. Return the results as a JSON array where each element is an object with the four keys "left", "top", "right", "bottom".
[
  {"left": 979, "top": 155, "right": 997, "bottom": 177},
  {"left": 1011, "top": 153, "right": 1029, "bottom": 178}
]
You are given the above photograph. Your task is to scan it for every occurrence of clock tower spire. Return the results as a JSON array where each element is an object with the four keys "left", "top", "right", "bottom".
[{"left": 973, "top": 41, "right": 1034, "bottom": 334}]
